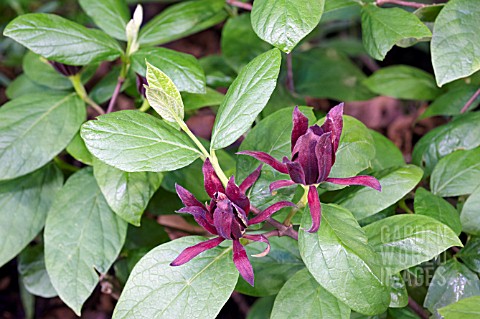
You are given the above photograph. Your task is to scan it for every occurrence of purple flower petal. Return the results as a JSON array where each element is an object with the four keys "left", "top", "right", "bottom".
[
  {"left": 170, "top": 237, "right": 225, "bottom": 266},
  {"left": 233, "top": 240, "right": 254, "bottom": 286},
  {"left": 177, "top": 207, "right": 217, "bottom": 235},
  {"left": 291, "top": 106, "right": 309, "bottom": 151},
  {"left": 292, "top": 130, "right": 322, "bottom": 184},
  {"left": 284, "top": 158, "right": 306, "bottom": 184},
  {"left": 203, "top": 158, "right": 225, "bottom": 198},
  {"left": 226, "top": 176, "right": 250, "bottom": 214},
  {"left": 237, "top": 151, "right": 288, "bottom": 174},
  {"left": 239, "top": 165, "right": 262, "bottom": 193},
  {"left": 321, "top": 103, "right": 344, "bottom": 154},
  {"left": 306, "top": 185, "right": 322, "bottom": 233},
  {"left": 315, "top": 132, "right": 333, "bottom": 183},
  {"left": 175, "top": 184, "right": 205, "bottom": 208},
  {"left": 270, "top": 180, "right": 296, "bottom": 193},
  {"left": 325, "top": 176, "right": 382, "bottom": 191},
  {"left": 243, "top": 234, "right": 271, "bottom": 257},
  {"left": 248, "top": 201, "right": 296, "bottom": 225},
  {"left": 213, "top": 201, "right": 234, "bottom": 239}
]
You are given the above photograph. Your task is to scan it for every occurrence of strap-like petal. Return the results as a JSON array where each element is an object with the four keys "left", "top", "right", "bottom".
[
  {"left": 177, "top": 207, "right": 217, "bottom": 235},
  {"left": 291, "top": 130, "right": 321, "bottom": 184},
  {"left": 226, "top": 176, "right": 250, "bottom": 213},
  {"left": 233, "top": 240, "right": 254, "bottom": 286},
  {"left": 175, "top": 184, "right": 205, "bottom": 208},
  {"left": 213, "top": 202, "right": 234, "bottom": 239},
  {"left": 284, "top": 158, "right": 306, "bottom": 184},
  {"left": 203, "top": 158, "right": 225, "bottom": 198},
  {"left": 315, "top": 132, "right": 333, "bottom": 183},
  {"left": 243, "top": 234, "right": 270, "bottom": 257},
  {"left": 291, "top": 106, "right": 309, "bottom": 152},
  {"left": 269, "top": 179, "right": 296, "bottom": 193},
  {"left": 321, "top": 103, "right": 344, "bottom": 154},
  {"left": 237, "top": 151, "right": 288, "bottom": 174},
  {"left": 170, "top": 237, "right": 225, "bottom": 266},
  {"left": 239, "top": 165, "right": 262, "bottom": 193},
  {"left": 248, "top": 201, "right": 296, "bottom": 225},
  {"left": 325, "top": 176, "right": 381, "bottom": 191},
  {"left": 306, "top": 185, "right": 322, "bottom": 233}
]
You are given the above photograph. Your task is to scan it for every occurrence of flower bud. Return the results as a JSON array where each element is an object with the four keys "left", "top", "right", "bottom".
[
  {"left": 136, "top": 73, "right": 148, "bottom": 98},
  {"left": 48, "top": 61, "right": 82, "bottom": 77}
]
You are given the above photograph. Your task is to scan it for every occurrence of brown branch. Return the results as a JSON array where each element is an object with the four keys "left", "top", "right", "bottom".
[
  {"left": 286, "top": 53, "right": 295, "bottom": 93},
  {"left": 408, "top": 297, "right": 429, "bottom": 319},
  {"left": 460, "top": 87, "right": 480, "bottom": 113},
  {"left": 266, "top": 217, "right": 298, "bottom": 240},
  {"left": 106, "top": 77, "right": 125, "bottom": 113},
  {"left": 227, "top": 0, "right": 252, "bottom": 10},
  {"left": 231, "top": 292, "right": 250, "bottom": 315},
  {"left": 376, "top": 0, "right": 426, "bottom": 8}
]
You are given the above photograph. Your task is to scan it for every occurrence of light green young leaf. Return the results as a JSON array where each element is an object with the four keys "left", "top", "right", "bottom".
[
  {"left": 211, "top": 48, "right": 281, "bottom": 150},
  {"left": 431, "top": 0, "right": 480, "bottom": 86},
  {"left": 364, "top": 65, "right": 441, "bottom": 100},
  {"left": 363, "top": 215, "right": 462, "bottom": 275},
  {"left": 81, "top": 111, "right": 201, "bottom": 172},
  {"left": 112, "top": 236, "right": 238, "bottom": 319},
  {"left": 93, "top": 158, "right": 163, "bottom": 226},
  {"left": 299, "top": 204, "right": 390, "bottom": 315},
  {"left": 18, "top": 245, "right": 57, "bottom": 298},
  {"left": 45, "top": 168, "right": 127, "bottom": 316},
  {"left": 438, "top": 296, "right": 480, "bottom": 319},
  {"left": 145, "top": 61, "right": 184, "bottom": 122},
  {"left": 0, "top": 164, "right": 63, "bottom": 268},
  {"left": 424, "top": 260, "right": 480, "bottom": 318},
  {"left": 4, "top": 13, "right": 122, "bottom": 65},
  {"left": 251, "top": 0, "right": 325, "bottom": 53},
  {"left": 271, "top": 269, "right": 350, "bottom": 319},
  {"left": 79, "top": 0, "right": 130, "bottom": 41},
  {"left": 460, "top": 186, "right": 480, "bottom": 236},
  {"left": 414, "top": 187, "right": 462, "bottom": 235},
  {"left": 132, "top": 47, "right": 206, "bottom": 94},
  {"left": 361, "top": 4, "right": 431, "bottom": 61},
  {"left": 334, "top": 165, "right": 423, "bottom": 221},
  {"left": 0, "top": 92, "right": 85, "bottom": 181},
  {"left": 430, "top": 147, "right": 480, "bottom": 197},
  {"left": 139, "top": 0, "right": 227, "bottom": 46}
]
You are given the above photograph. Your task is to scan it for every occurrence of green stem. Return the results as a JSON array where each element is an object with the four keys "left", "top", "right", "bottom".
[
  {"left": 283, "top": 185, "right": 309, "bottom": 226},
  {"left": 138, "top": 99, "right": 150, "bottom": 112},
  {"left": 54, "top": 157, "right": 79, "bottom": 173},
  {"left": 399, "top": 199, "right": 414, "bottom": 214},
  {"left": 69, "top": 74, "right": 105, "bottom": 115}
]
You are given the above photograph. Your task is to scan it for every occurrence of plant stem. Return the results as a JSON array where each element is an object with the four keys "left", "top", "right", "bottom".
[
  {"left": 53, "top": 157, "right": 79, "bottom": 173},
  {"left": 69, "top": 74, "right": 105, "bottom": 115},
  {"left": 460, "top": 87, "right": 480, "bottom": 113},
  {"left": 399, "top": 199, "right": 414, "bottom": 214},
  {"left": 376, "top": 0, "right": 426, "bottom": 8},
  {"left": 138, "top": 99, "right": 150, "bottom": 112},
  {"left": 107, "top": 77, "right": 125, "bottom": 113},
  {"left": 283, "top": 185, "right": 309, "bottom": 226},
  {"left": 266, "top": 217, "right": 298, "bottom": 240},
  {"left": 286, "top": 53, "right": 295, "bottom": 93},
  {"left": 226, "top": 0, "right": 252, "bottom": 10},
  {"left": 408, "top": 297, "right": 429, "bottom": 319}
]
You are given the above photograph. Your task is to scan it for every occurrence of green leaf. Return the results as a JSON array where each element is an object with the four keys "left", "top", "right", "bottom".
[
  {"left": 458, "top": 237, "right": 480, "bottom": 273},
  {"left": 334, "top": 165, "right": 423, "bottom": 221},
  {"left": 431, "top": 0, "right": 480, "bottom": 86},
  {"left": 139, "top": 0, "right": 227, "bottom": 46},
  {"left": 251, "top": 0, "right": 325, "bottom": 53},
  {"left": 363, "top": 215, "right": 462, "bottom": 275},
  {"left": 0, "top": 164, "right": 63, "bottom": 267},
  {"left": 19, "top": 279, "right": 35, "bottom": 319},
  {"left": 369, "top": 130, "right": 405, "bottom": 172},
  {"left": 6, "top": 74, "right": 57, "bottom": 99},
  {"left": 132, "top": 47, "right": 206, "bottom": 94},
  {"left": 3, "top": 13, "right": 122, "bottom": 65},
  {"left": 364, "top": 65, "right": 441, "bottom": 100},
  {"left": 23, "top": 51, "right": 71, "bottom": 90},
  {"left": 112, "top": 236, "right": 238, "bottom": 319},
  {"left": 299, "top": 204, "right": 390, "bottom": 315},
  {"left": 438, "top": 296, "right": 480, "bottom": 319},
  {"left": 66, "top": 132, "right": 93, "bottom": 166},
  {"left": 271, "top": 269, "right": 350, "bottom": 318},
  {"left": 430, "top": 147, "right": 480, "bottom": 197},
  {"left": 79, "top": 0, "right": 130, "bottom": 41},
  {"left": 361, "top": 4, "right": 431, "bottom": 61},
  {"left": 81, "top": 110, "right": 201, "bottom": 172},
  {"left": 235, "top": 237, "right": 304, "bottom": 297},
  {"left": 412, "top": 112, "right": 480, "bottom": 177},
  {"left": 460, "top": 186, "right": 480, "bottom": 236},
  {"left": 93, "top": 158, "right": 163, "bottom": 226},
  {"left": 45, "top": 168, "right": 127, "bottom": 316},
  {"left": 414, "top": 187, "right": 462, "bottom": 234},
  {"left": 293, "top": 48, "right": 374, "bottom": 101},
  {"left": 389, "top": 273, "right": 408, "bottom": 308},
  {"left": 221, "top": 14, "right": 272, "bottom": 72},
  {"left": 0, "top": 92, "right": 85, "bottom": 181},
  {"left": 181, "top": 87, "right": 224, "bottom": 111},
  {"left": 18, "top": 245, "right": 57, "bottom": 298},
  {"left": 424, "top": 260, "right": 480, "bottom": 318},
  {"left": 419, "top": 85, "right": 480, "bottom": 119},
  {"left": 237, "top": 106, "right": 316, "bottom": 209},
  {"left": 247, "top": 296, "right": 275, "bottom": 319},
  {"left": 211, "top": 48, "right": 281, "bottom": 150},
  {"left": 145, "top": 61, "right": 185, "bottom": 122}
]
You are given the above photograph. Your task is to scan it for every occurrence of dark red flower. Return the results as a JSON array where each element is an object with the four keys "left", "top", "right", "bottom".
[
  {"left": 238, "top": 104, "right": 381, "bottom": 233},
  {"left": 136, "top": 73, "right": 147, "bottom": 98},
  {"left": 48, "top": 61, "right": 82, "bottom": 77},
  {"left": 170, "top": 159, "right": 295, "bottom": 286}
]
